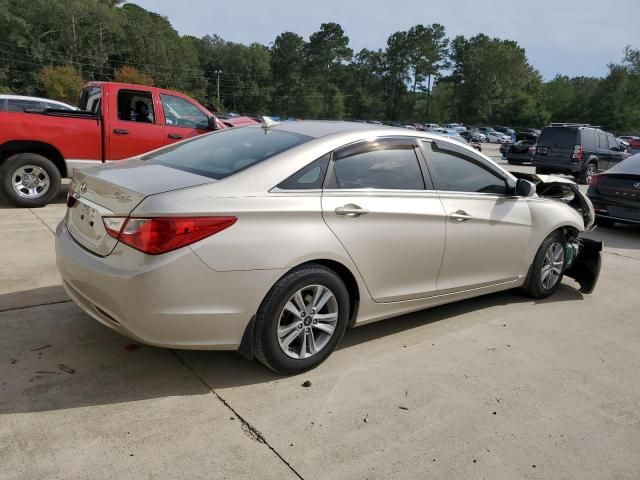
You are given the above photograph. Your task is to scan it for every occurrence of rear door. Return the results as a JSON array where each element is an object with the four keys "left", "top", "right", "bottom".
[
  {"left": 321, "top": 137, "right": 446, "bottom": 302},
  {"left": 106, "top": 87, "right": 164, "bottom": 160},
  {"left": 159, "top": 93, "right": 211, "bottom": 145}
]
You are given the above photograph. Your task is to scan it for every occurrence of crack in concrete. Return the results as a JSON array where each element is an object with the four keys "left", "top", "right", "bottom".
[
  {"left": 0, "top": 300, "right": 72, "bottom": 314},
  {"left": 28, "top": 208, "right": 56, "bottom": 235},
  {"left": 170, "top": 350, "right": 305, "bottom": 480}
]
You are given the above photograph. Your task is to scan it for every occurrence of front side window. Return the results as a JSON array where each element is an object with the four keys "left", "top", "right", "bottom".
[
  {"left": 428, "top": 144, "right": 508, "bottom": 195},
  {"left": 160, "top": 94, "right": 208, "bottom": 130},
  {"left": 143, "top": 127, "right": 312, "bottom": 180},
  {"left": 332, "top": 140, "right": 425, "bottom": 190},
  {"left": 117, "top": 89, "right": 155, "bottom": 124}
]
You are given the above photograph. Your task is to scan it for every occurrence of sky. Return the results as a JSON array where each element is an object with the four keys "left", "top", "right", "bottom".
[{"left": 132, "top": 0, "right": 639, "bottom": 80}]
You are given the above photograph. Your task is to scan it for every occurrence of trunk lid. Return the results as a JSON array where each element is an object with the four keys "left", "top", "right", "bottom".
[
  {"left": 594, "top": 173, "right": 640, "bottom": 204},
  {"left": 535, "top": 128, "right": 578, "bottom": 164},
  {"left": 67, "top": 160, "right": 214, "bottom": 256}
]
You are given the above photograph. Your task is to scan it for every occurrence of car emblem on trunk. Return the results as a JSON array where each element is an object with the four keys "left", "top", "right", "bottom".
[{"left": 79, "top": 182, "right": 87, "bottom": 194}]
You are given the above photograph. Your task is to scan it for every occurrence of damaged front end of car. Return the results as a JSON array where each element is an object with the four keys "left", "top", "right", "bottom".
[{"left": 512, "top": 172, "right": 602, "bottom": 294}]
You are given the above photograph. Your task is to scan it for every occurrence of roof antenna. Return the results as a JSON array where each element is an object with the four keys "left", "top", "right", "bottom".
[{"left": 261, "top": 116, "right": 281, "bottom": 129}]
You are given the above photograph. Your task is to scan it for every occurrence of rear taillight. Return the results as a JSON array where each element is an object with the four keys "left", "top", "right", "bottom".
[
  {"left": 572, "top": 144, "right": 583, "bottom": 160},
  {"left": 589, "top": 174, "right": 599, "bottom": 187},
  {"left": 102, "top": 216, "right": 237, "bottom": 255}
]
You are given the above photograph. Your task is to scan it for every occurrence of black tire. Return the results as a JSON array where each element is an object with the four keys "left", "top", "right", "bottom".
[
  {"left": 521, "top": 231, "right": 567, "bottom": 299},
  {"left": 577, "top": 162, "right": 596, "bottom": 185},
  {"left": 254, "top": 264, "right": 350, "bottom": 375},
  {"left": 595, "top": 217, "right": 615, "bottom": 228},
  {"left": 0, "top": 153, "right": 61, "bottom": 208}
]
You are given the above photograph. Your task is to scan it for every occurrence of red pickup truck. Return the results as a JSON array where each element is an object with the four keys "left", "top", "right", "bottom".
[{"left": 0, "top": 82, "right": 256, "bottom": 207}]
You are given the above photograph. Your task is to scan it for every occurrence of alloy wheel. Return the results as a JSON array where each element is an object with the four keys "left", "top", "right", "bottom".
[
  {"left": 277, "top": 284, "right": 339, "bottom": 360},
  {"left": 12, "top": 165, "right": 50, "bottom": 199},
  {"left": 585, "top": 165, "right": 596, "bottom": 184},
  {"left": 541, "top": 242, "right": 564, "bottom": 290}
]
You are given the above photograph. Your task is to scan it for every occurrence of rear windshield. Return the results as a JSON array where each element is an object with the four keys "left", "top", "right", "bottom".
[
  {"left": 142, "top": 126, "right": 312, "bottom": 179},
  {"left": 607, "top": 153, "right": 640, "bottom": 175},
  {"left": 538, "top": 127, "right": 578, "bottom": 147}
]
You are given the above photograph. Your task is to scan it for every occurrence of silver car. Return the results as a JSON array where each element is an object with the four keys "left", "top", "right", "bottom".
[{"left": 56, "top": 121, "right": 602, "bottom": 374}]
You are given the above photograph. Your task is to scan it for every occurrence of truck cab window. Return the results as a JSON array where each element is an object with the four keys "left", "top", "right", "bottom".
[{"left": 117, "top": 90, "right": 155, "bottom": 124}]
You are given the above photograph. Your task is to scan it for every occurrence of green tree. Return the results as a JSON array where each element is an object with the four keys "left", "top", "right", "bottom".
[
  {"left": 41, "top": 65, "right": 84, "bottom": 104},
  {"left": 305, "top": 23, "right": 352, "bottom": 116},
  {"left": 270, "top": 32, "right": 305, "bottom": 116},
  {"left": 113, "top": 66, "right": 154, "bottom": 86}
]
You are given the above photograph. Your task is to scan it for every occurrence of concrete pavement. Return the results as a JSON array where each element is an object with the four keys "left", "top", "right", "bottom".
[{"left": 1, "top": 163, "right": 640, "bottom": 479}]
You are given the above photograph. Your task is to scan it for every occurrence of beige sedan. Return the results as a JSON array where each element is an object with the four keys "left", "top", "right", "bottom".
[{"left": 56, "top": 121, "right": 601, "bottom": 374}]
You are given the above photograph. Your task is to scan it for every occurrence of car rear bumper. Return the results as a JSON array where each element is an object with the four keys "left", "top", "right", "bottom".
[
  {"left": 55, "top": 220, "right": 285, "bottom": 350},
  {"left": 588, "top": 194, "right": 640, "bottom": 224},
  {"left": 532, "top": 157, "right": 581, "bottom": 173}
]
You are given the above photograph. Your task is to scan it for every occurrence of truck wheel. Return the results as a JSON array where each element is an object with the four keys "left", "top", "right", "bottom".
[
  {"left": 577, "top": 162, "right": 596, "bottom": 185},
  {"left": 0, "top": 153, "right": 61, "bottom": 208}
]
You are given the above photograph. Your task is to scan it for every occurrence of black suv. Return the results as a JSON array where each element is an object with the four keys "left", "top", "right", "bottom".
[{"left": 532, "top": 124, "right": 629, "bottom": 184}]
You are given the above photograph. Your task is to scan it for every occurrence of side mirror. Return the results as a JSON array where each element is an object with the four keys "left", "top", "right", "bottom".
[
  {"left": 207, "top": 116, "right": 218, "bottom": 131},
  {"left": 515, "top": 178, "right": 536, "bottom": 197}
]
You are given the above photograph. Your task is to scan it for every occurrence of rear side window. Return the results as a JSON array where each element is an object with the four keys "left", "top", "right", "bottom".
[
  {"left": 428, "top": 144, "right": 508, "bottom": 195},
  {"left": 143, "top": 127, "right": 312, "bottom": 180},
  {"left": 7, "top": 99, "right": 42, "bottom": 112},
  {"left": 607, "top": 135, "right": 619, "bottom": 150},
  {"left": 277, "top": 154, "right": 330, "bottom": 190},
  {"left": 581, "top": 129, "right": 596, "bottom": 151},
  {"left": 117, "top": 89, "right": 155, "bottom": 123},
  {"left": 332, "top": 140, "right": 425, "bottom": 190},
  {"left": 597, "top": 132, "right": 608, "bottom": 149},
  {"left": 538, "top": 128, "right": 578, "bottom": 147},
  {"left": 79, "top": 86, "right": 101, "bottom": 113}
]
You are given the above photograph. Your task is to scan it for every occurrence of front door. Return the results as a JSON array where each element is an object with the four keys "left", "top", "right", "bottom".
[
  {"left": 159, "top": 93, "right": 211, "bottom": 146},
  {"left": 321, "top": 138, "right": 446, "bottom": 302},
  {"left": 107, "top": 88, "right": 164, "bottom": 160},
  {"left": 422, "top": 141, "right": 533, "bottom": 293}
]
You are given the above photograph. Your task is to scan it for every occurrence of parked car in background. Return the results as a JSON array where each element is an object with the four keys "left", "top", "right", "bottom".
[
  {"left": 504, "top": 140, "right": 536, "bottom": 164},
  {"left": 587, "top": 153, "right": 640, "bottom": 227},
  {"left": 619, "top": 136, "right": 640, "bottom": 149},
  {"left": 423, "top": 123, "right": 440, "bottom": 130},
  {"left": 0, "top": 82, "right": 257, "bottom": 207},
  {"left": 445, "top": 123, "right": 467, "bottom": 132},
  {"left": 617, "top": 138, "right": 630, "bottom": 152},
  {"left": 494, "top": 126, "right": 516, "bottom": 142},
  {"left": 466, "top": 128, "right": 487, "bottom": 142},
  {"left": 56, "top": 121, "right": 600, "bottom": 374},
  {"left": 459, "top": 130, "right": 485, "bottom": 143},
  {"left": 0, "top": 94, "right": 77, "bottom": 112},
  {"left": 532, "top": 123, "right": 630, "bottom": 184},
  {"left": 486, "top": 131, "right": 510, "bottom": 143}
]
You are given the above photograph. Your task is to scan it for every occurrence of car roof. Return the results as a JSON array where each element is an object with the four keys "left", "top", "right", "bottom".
[{"left": 262, "top": 120, "right": 395, "bottom": 139}]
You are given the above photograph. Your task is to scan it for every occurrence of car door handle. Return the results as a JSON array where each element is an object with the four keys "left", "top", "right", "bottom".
[
  {"left": 168, "top": 133, "right": 183, "bottom": 139},
  {"left": 450, "top": 210, "right": 473, "bottom": 222},
  {"left": 335, "top": 204, "right": 369, "bottom": 217},
  {"left": 113, "top": 128, "right": 130, "bottom": 135}
]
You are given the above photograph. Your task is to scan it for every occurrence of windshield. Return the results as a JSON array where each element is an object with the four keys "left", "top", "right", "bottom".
[{"left": 142, "top": 126, "right": 312, "bottom": 180}]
